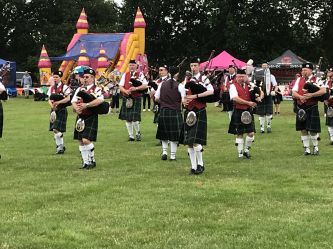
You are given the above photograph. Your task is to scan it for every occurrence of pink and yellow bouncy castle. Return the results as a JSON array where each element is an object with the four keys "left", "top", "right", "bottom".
[{"left": 38, "top": 7, "right": 148, "bottom": 83}]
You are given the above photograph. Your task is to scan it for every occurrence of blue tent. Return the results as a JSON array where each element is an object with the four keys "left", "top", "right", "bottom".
[{"left": 0, "top": 58, "right": 16, "bottom": 87}]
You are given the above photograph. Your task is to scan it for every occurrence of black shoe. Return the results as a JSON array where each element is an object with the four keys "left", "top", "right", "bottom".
[
  {"left": 243, "top": 151, "right": 251, "bottom": 159},
  {"left": 304, "top": 148, "right": 311, "bottom": 156},
  {"left": 90, "top": 161, "right": 96, "bottom": 168},
  {"left": 267, "top": 127, "right": 272, "bottom": 133},
  {"left": 136, "top": 133, "right": 141, "bottom": 141},
  {"left": 312, "top": 147, "right": 319, "bottom": 156},
  {"left": 189, "top": 169, "right": 196, "bottom": 175},
  {"left": 128, "top": 137, "right": 135, "bottom": 141},
  {"left": 330, "top": 141, "right": 333, "bottom": 145},
  {"left": 161, "top": 154, "right": 167, "bottom": 160},
  {"left": 260, "top": 130, "right": 265, "bottom": 134},
  {"left": 195, "top": 165, "right": 205, "bottom": 174},
  {"left": 80, "top": 163, "right": 90, "bottom": 169}
]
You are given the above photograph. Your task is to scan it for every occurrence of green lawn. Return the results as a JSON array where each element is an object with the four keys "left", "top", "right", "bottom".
[{"left": 0, "top": 98, "right": 332, "bottom": 249}]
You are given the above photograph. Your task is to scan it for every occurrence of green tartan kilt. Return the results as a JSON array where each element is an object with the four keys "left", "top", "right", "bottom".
[
  {"left": 228, "top": 109, "right": 256, "bottom": 135},
  {"left": 74, "top": 114, "right": 98, "bottom": 141},
  {"left": 256, "top": 95, "right": 273, "bottom": 115},
  {"left": 0, "top": 102, "right": 3, "bottom": 138},
  {"left": 119, "top": 96, "right": 142, "bottom": 122},
  {"left": 49, "top": 108, "right": 68, "bottom": 132},
  {"left": 179, "top": 108, "right": 207, "bottom": 145},
  {"left": 156, "top": 108, "right": 183, "bottom": 141},
  {"left": 296, "top": 104, "right": 321, "bottom": 133}
]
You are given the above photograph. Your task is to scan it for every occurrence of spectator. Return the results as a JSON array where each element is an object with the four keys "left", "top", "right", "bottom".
[
  {"left": 283, "top": 85, "right": 290, "bottom": 96},
  {"left": 21, "top": 71, "right": 33, "bottom": 98}
]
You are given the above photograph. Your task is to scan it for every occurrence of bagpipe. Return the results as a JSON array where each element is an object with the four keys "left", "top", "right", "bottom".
[
  {"left": 248, "top": 81, "right": 262, "bottom": 103},
  {"left": 185, "top": 51, "right": 221, "bottom": 103},
  {"left": 49, "top": 94, "right": 71, "bottom": 109},
  {"left": 0, "top": 90, "right": 8, "bottom": 100},
  {"left": 303, "top": 82, "right": 330, "bottom": 102},
  {"left": 76, "top": 90, "right": 109, "bottom": 115}
]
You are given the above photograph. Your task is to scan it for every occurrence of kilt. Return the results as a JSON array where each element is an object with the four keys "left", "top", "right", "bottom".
[
  {"left": 296, "top": 104, "right": 321, "bottom": 133},
  {"left": 153, "top": 103, "right": 160, "bottom": 124},
  {"left": 74, "top": 114, "right": 98, "bottom": 141},
  {"left": 49, "top": 107, "right": 68, "bottom": 132},
  {"left": 0, "top": 102, "right": 3, "bottom": 138},
  {"left": 272, "top": 94, "right": 282, "bottom": 104},
  {"left": 228, "top": 108, "right": 256, "bottom": 135},
  {"left": 119, "top": 96, "right": 142, "bottom": 122},
  {"left": 179, "top": 108, "right": 207, "bottom": 145},
  {"left": 156, "top": 108, "right": 183, "bottom": 141},
  {"left": 256, "top": 95, "right": 273, "bottom": 115}
]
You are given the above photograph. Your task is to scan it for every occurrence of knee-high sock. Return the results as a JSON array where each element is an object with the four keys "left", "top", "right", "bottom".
[
  {"left": 245, "top": 136, "right": 254, "bottom": 152},
  {"left": 170, "top": 141, "right": 178, "bottom": 159},
  {"left": 235, "top": 137, "right": 244, "bottom": 155},
  {"left": 188, "top": 148, "right": 197, "bottom": 170},
  {"left": 301, "top": 135, "right": 310, "bottom": 148},
  {"left": 161, "top": 140, "right": 168, "bottom": 155},
  {"left": 194, "top": 144, "right": 203, "bottom": 166},
  {"left": 266, "top": 115, "right": 272, "bottom": 128},
  {"left": 54, "top": 132, "right": 63, "bottom": 146},
  {"left": 133, "top": 121, "right": 140, "bottom": 135},
  {"left": 228, "top": 111, "right": 233, "bottom": 121},
  {"left": 328, "top": 127, "right": 333, "bottom": 142},
  {"left": 310, "top": 134, "right": 319, "bottom": 147},
  {"left": 259, "top": 116, "right": 265, "bottom": 130},
  {"left": 86, "top": 143, "right": 95, "bottom": 163},
  {"left": 125, "top": 121, "right": 134, "bottom": 138},
  {"left": 79, "top": 145, "right": 89, "bottom": 165}
]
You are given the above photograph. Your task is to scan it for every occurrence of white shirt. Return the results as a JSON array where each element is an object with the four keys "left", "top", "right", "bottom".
[
  {"left": 71, "top": 84, "right": 104, "bottom": 103},
  {"left": 154, "top": 80, "right": 186, "bottom": 99},
  {"left": 192, "top": 73, "right": 214, "bottom": 91},
  {"left": 229, "top": 84, "right": 238, "bottom": 100},
  {"left": 47, "top": 82, "right": 71, "bottom": 97},
  {"left": 119, "top": 71, "right": 148, "bottom": 87},
  {"left": 0, "top": 82, "right": 5, "bottom": 92}
]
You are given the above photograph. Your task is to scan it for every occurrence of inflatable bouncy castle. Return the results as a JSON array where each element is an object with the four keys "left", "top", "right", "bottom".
[{"left": 38, "top": 7, "right": 148, "bottom": 84}]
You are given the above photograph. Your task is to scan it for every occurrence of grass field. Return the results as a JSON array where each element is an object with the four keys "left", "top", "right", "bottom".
[{"left": 0, "top": 97, "right": 333, "bottom": 249}]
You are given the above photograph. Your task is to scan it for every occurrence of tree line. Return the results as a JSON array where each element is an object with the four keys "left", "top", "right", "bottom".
[{"left": 0, "top": 0, "right": 332, "bottom": 79}]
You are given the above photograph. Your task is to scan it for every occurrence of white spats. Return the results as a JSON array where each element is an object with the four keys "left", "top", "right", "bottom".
[
  {"left": 54, "top": 132, "right": 63, "bottom": 146},
  {"left": 133, "top": 121, "right": 140, "bottom": 135},
  {"left": 301, "top": 135, "right": 310, "bottom": 148},
  {"left": 245, "top": 136, "right": 254, "bottom": 152},
  {"left": 161, "top": 140, "right": 168, "bottom": 155}
]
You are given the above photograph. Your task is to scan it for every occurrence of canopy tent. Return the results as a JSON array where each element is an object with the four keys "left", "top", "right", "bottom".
[
  {"left": 199, "top": 50, "right": 246, "bottom": 70},
  {"left": 267, "top": 50, "right": 310, "bottom": 69},
  {"left": 50, "top": 33, "right": 125, "bottom": 61},
  {"left": 0, "top": 58, "right": 16, "bottom": 88}
]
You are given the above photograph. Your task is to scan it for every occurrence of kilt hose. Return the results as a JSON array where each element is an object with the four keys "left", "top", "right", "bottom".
[
  {"left": 49, "top": 107, "right": 68, "bottom": 132},
  {"left": 228, "top": 108, "right": 256, "bottom": 135},
  {"left": 156, "top": 108, "right": 183, "bottom": 141},
  {"left": 74, "top": 114, "right": 98, "bottom": 142},
  {"left": 296, "top": 104, "right": 321, "bottom": 133},
  {"left": 179, "top": 108, "right": 207, "bottom": 146},
  {"left": 0, "top": 102, "right": 3, "bottom": 138},
  {"left": 119, "top": 96, "right": 142, "bottom": 122},
  {"left": 256, "top": 95, "right": 273, "bottom": 115}
]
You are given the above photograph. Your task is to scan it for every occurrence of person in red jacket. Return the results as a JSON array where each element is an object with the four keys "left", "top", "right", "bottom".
[
  {"left": 228, "top": 69, "right": 262, "bottom": 158},
  {"left": 292, "top": 63, "right": 326, "bottom": 155}
]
